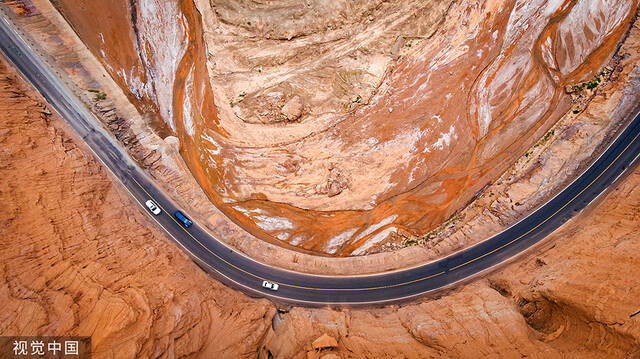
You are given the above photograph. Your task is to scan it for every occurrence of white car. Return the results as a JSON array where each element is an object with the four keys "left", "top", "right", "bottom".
[
  {"left": 262, "top": 280, "right": 279, "bottom": 291},
  {"left": 145, "top": 200, "right": 161, "bottom": 215}
]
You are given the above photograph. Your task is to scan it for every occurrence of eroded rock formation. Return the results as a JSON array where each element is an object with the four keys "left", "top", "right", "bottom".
[
  {"left": 48, "top": 0, "right": 639, "bottom": 256},
  {"left": 260, "top": 170, "right": 640, "bottom": 358},
  {"left": 1, "top": 40, "right": 640, "bottom": 358},
  {"left": 0, "top": 59, "right": 275, "bottom": 358}
]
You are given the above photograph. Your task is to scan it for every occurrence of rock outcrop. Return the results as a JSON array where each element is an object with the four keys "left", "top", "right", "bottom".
[
  {"left": 0, "top": 58, "right": 275, "bottom": 358},
  {"left": 48, "top": 0, "right": 640, "bottom": 256},
  {"left": 260, "top": 166, "right": 640, "bottom": 357}
]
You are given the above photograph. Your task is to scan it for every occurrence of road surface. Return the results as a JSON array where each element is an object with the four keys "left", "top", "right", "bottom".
[{"left": 1, "top": 13, "right": 639, "bottom": 305}]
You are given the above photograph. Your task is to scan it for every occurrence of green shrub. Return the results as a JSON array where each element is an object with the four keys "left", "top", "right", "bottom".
[{"left": 91, "top": 90, "right": 107, "bottom": 101}]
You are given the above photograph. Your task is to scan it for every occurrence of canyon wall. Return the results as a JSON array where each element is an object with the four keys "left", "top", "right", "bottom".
[{"left": 48, "top": 0, "right": 639, "bottom": 256}]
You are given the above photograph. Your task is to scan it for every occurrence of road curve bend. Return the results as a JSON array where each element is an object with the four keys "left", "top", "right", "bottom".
[{"left": 1, "top": 13, "right": 639, "bottom": 306}]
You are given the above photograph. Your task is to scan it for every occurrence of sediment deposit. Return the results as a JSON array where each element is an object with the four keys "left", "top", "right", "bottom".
[{"left": 48, "top": 0, "right": 639, "bottom": 256}]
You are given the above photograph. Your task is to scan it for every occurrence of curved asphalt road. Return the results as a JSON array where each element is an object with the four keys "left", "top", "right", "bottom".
[{"left": 2, "top": 13, "right": 640, "bottom": 306}]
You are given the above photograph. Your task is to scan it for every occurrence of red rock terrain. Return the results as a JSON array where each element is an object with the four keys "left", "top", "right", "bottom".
[
  {"left": 0, "top": 58, "right": 275, "bottom": 358},
  {"left": 2, "top": 54, "right": 640, "bottom": 357},
  {"left": 47, "top": 0, "right": 639, "bottom": 256}
]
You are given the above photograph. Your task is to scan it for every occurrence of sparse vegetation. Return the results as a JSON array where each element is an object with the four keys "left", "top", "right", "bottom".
[
  {"left": 402, "top": 214, "right": 465, "bottom": 248},
  {"left": 230, "top": 92, "right": 247, "bottom": 106},
  {"left": 333, "top": 69, "right": 366, "bottom": 109},
  {"left": 524, "top": 129, "right": 555, "bottom": 160},
  {"left": 567, "top": 69, "right": 612, "bottom": 94},
  {"left": 88, "top": 89, "right": 107, "bottom": 101},
  {"left": 534, "top": 130, "right": 554, "bottom": 148},
  {"left": 404, "top": 239, "right": 418, "bottom": 246},
  {"left": 442, "top": 215, "right": 463, "bottom": 229}
]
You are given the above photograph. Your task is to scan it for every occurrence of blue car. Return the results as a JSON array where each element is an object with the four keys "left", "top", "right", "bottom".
[{"left": 174, "top": 211, "right": 193, "bottom": 228}]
